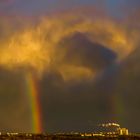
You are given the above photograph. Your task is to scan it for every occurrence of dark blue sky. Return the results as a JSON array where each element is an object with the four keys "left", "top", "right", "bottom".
[{"left": 0, "top": 0, "right": 135, "bottom": 16}]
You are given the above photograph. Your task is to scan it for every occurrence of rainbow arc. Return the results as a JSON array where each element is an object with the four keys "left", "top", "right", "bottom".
[{"left": 25, "top": 72, "right": 42, "bottom": 133}]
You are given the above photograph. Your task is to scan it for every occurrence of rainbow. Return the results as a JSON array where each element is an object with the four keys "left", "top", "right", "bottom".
[
  {"left": 113, "top": 93, "right": 125, "bottom": 121},
  {"left": 25, "top": 72, "right": 42, "bottom": 133}
]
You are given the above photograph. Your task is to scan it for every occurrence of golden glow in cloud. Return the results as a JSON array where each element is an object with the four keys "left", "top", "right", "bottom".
[
  {"left": 0, "top": 29, "right": 51, "bottom": 74},
  {"left": 0, "top": 13, "right": 138, "bottom": 81}
]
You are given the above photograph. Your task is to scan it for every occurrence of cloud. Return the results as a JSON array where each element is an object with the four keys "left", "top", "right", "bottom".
[
  {"left": 0, "top": 8, "right": 140, "bottom": 132},
  {"left": 56, "top": 32, "right": 116, "bottom": 81},
  {"left": 0, "top": 68, "right": 31, "bottom": 132},
  {"left": 0, "top": 12, "right": 135, "bottom": 77}
]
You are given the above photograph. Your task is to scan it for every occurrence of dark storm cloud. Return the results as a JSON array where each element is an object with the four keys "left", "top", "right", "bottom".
[
  {"left": 38, "top": 11, "right": 140, "bottom": 132},
  {"left": 113, "top": 47, "right": 140, "bottom": 132},
  {"left": 58, "top": 32, "right": 116, "bottom": 70},
  {"left": 40, "top": 71, "right": 114, "bottom": 132},
  {"left": 0, "top": 1, "right": 140, "bottom": 133},
  {"left": 40, "top": 43, "right": 140, "bottom": 133},
  {"left": 0, "top": 68, "right": 31, "bottom": 132},
  {"left": 39, "top": 33, "right": 117, "bottom": 132}
]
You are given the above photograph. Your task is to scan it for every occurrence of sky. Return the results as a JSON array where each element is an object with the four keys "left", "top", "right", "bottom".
[
  {"left": 0, "top": 0, "right": 131, "bottom": 16},
  {"left": 0, "top": 0, "right": 140, "bottom": 133}
]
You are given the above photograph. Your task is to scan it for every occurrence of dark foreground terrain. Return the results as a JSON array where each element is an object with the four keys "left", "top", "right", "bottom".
[{"left": 0, "top": 133, "right": 139, "bottom": 140}]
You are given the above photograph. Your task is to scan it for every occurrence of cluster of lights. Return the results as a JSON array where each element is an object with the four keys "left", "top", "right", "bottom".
[{"left": 99, "top": 123, "right": 120, "bottom": 128}]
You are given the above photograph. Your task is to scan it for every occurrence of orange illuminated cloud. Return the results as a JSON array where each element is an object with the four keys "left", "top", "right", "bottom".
[{"left": 0, "top": 11, "right": 139, "bottom": 81}]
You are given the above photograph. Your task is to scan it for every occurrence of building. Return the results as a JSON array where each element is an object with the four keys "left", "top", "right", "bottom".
[
  {"left": 117, "top": 128, "right": 129, "bottom": 135},
  {"left": 98, "top": 123, "right": 129, "bottom": 135}
]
